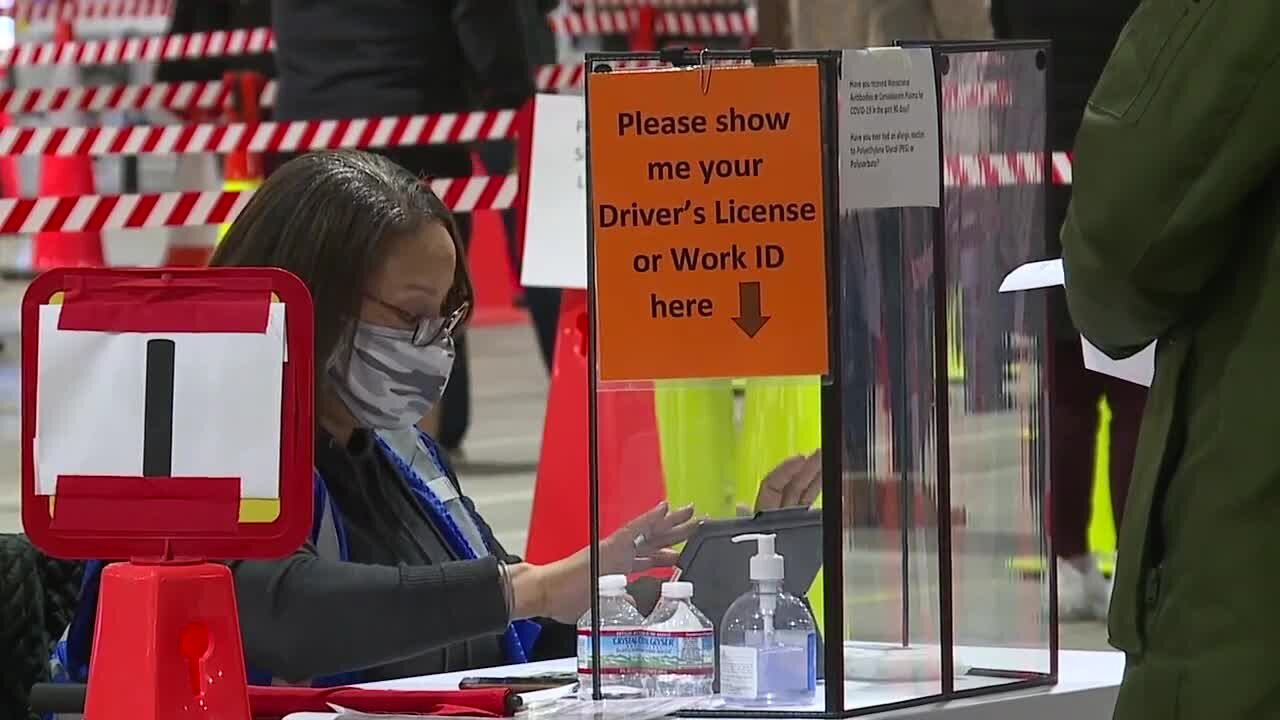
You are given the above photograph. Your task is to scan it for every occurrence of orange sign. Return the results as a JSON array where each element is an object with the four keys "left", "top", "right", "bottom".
[{"left": 588, "top": 63, "right": 830, "bottom": 382}]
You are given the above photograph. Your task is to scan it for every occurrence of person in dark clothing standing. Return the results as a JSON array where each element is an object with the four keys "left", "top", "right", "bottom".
[
  {"left": 477, "top": 0, "right": 562, "bottom": 372},
  {"left": 990, "top": 0, "right": 1144, "bottom": 622},
  {"left": 156, "top": 0, "right": 275, "bottom": 86},
  {"left": 270, "top": 0, "right": 538, "bottom": 455}
]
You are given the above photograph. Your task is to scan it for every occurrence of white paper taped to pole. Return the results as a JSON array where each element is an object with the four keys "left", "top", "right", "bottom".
[
  {"left": 999, "top": 258, "right": 1155, "bottom": 387},
  {"left": 521, "top": 93, "right": 588, "bottom": 290},
  {"left": 34, "top": 303, "right": 287, "bottom": 498}
]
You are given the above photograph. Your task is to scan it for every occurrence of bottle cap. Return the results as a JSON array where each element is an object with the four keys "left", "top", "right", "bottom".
[
  {"left": 598, "top": 574, "right": 629, "bottom": 594},
  {"left": 732, "top": 533, "right": 785, "bottom": 582},
  {"left": 661, "top": 581, "right": 694, "bottom": 599}
]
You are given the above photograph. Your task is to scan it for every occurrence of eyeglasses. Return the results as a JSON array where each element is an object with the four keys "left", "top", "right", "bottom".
[{"left": 366, "top": 296, "right": 469, "bottom": 347}]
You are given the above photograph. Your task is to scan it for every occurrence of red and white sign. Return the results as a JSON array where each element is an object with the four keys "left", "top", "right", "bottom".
[{"left": 21, "top": 268, "right": 314, "bottom": 560}]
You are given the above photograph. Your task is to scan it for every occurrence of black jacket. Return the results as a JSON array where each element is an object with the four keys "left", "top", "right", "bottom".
[
  {"left": 270, "top": 0, "right": 535, "bottom": 120},
  {"left": 156, "top": 0, "right": 275, "bottom": 84},
  {"left": 990, "top": 0, "right": 1141, "bottom": 154},
  {"left": 0, "top": 535, "right": 82, "bottom": 720},
  {"left": 523, "top": 0, "right": 560, "bottom": 68},
  {"left": 269, "top": 0, "right": 536, "bottom": 179},
  {"left": 233, "top": 430, "right": 573, "bottom": 683},
  {"left": 990, "top": 0, "right": 1139, "bottom": 337}
]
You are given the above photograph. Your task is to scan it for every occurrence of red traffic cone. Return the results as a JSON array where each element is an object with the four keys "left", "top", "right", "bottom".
[
  {"left": 54, "top": 16, "right": 73, "bottom": 43},
  {"left": 0, "top": 112, "right": 19, "bottom": 199},
  {"left": 629, "top": 6, "right": 657, "bottom": 51},
  {"left": 215, "top": 72, "right": 266, "bottom": 242},
  {"left": 466, "top": 153, "right": 525, "bottom": 327},
  {"left": 524, "top": 290, "right": 667, "bottom": 564},
  {"left": 466, "top": 208, "right": 526, "bottom": 326},
  {"left": 32, "top": 155, "right": 105, "bottom": 270}
]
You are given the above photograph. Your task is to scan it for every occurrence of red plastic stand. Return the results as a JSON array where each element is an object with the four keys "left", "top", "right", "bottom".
[
  {"left": 524, "top": 290, "right": 666, "bottom": 563},
  {"left": 21, "top": 269, "right": 315, "bottom": 720},
  {"left": 85, "top": 561, "right": 250, "bottom": 720}
]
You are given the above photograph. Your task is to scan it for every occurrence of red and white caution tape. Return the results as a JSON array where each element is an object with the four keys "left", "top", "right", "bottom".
[
  {"left": 0, "top": 175, "right": 518, "bottom": 232},
  {"left": 549, "top": 10, "right": 641, "bottom": 35},
  {"left": 0, "top": 109, "right": 518, "bottom": 157},
  {"left": 0, "top": 28, "right": 274, "bottom": 68},
  {"left": 0, "top": 80, "right": 236, "bottom": 114},
  {"left": 549, "top": 10, "right": 755, "bottom": 37},
  {"left": 941, "top": 81, "right": 1012, "bottom": 111},
  {"left": 3, "top": 10, "right": 752, "bottom": 67},
  {"left": 944, "top": 152, "right": 1071, "bottom": 188},
  {"left": 654, "top": 10, "right": 754, "bottom": 35},
  {"left": 0, "top": 189, "right": 252, "bottom": 234},
  {"left": 1049, "top": 152, "right": 1073, "bottom": 185},
  {"left": 13, "top": 0, "right": 172, "bottom": 23},
  {"left": 16, "top": 2, "right": 173, "bottom": 36},
  {"left": 534, "top": 59, "right": 664, "bottom": 91}
]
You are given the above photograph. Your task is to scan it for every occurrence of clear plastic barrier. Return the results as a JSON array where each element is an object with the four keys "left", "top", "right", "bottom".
[{"left": 583, "top": 44, "right": 1052, "bottom": 718}]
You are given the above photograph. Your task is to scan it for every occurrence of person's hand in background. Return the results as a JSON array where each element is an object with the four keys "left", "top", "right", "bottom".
[
  {"left": 739, "top": 450, "right": 822, "bottom": 517},
  {"left": 510, "top": 502, "right": 700, "bottom": 624}
]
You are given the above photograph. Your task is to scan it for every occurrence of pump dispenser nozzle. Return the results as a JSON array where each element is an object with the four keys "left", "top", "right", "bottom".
[{"left": 732, "top": 533, "right": 785, "bottom": 583}]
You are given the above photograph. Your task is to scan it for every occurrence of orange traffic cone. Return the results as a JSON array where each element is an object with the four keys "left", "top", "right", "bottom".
[
  {"left": 32, "top": 155, "right": 105, "bottom": 269},
  {"left": 524, "top": 290, "right": 667, "bottom": 563}
]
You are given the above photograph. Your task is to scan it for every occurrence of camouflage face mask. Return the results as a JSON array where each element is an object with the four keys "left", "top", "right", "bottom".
[{"left": 328, "top": 320, "right": 456, "bottom": 430}]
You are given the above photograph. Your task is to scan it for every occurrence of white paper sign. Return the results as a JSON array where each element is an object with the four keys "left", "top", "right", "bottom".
[
  {"left": 998, "top": 258, "right": 1064, "bottom": 293},
  {"left": 35, "top": 304, "right": 287, "bottom": 498},
  {"left": 521, "top": 93, "right": 588, "bottom": 290},
  {"left": 839, "top": 48, "right": 941, "bottom": 209},
  {"left": 999, "top": 258, "right": 1155, "bottom": 387},
  {"left": 1081, "top": 337, "right": 1155, "bottom": 387}
]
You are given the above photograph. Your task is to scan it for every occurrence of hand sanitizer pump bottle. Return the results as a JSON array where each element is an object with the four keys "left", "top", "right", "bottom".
[{"left": 718, "top": 533, "right": 818, "bottom": 706}]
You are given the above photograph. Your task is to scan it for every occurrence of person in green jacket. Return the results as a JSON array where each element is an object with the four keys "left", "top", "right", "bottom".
[{"left": 1061, "top": 3, "right": 1280, "bottom": 718}]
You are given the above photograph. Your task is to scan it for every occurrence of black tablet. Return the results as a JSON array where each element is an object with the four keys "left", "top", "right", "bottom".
[{"left": 675, "top": 507, "right": 824, "bottom": 630}]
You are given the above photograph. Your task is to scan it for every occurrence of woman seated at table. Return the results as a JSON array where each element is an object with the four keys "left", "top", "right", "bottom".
[{"left": 58, "top": 150, "right": 821, "bottom": 687}]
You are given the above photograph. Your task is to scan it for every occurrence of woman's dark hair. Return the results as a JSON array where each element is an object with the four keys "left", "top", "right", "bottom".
[{"left": 211, "top": 149, "right": 473, "bottom": 380}]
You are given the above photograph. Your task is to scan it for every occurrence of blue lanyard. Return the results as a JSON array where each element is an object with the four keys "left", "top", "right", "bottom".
[{"left": 374, "top": 431, "right": 540, "bottom": 665}]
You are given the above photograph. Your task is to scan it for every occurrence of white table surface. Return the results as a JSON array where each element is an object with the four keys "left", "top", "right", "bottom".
[{"left": 287, "top": 649, "right": 1122, "bottom": 720}]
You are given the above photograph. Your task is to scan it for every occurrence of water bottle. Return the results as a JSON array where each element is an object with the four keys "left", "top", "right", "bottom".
[
  {"left": 577, "top": 574, "right": 645, "bottom": 699},
  {"left": 641, "top": 581, "right": 715, "bottom": 697}
]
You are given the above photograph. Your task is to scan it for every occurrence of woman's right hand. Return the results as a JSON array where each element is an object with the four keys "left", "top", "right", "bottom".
[{"left": 508, "top": 503, "right": 701, "bottom": 624}]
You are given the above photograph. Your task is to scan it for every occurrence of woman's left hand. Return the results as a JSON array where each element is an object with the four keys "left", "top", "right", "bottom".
[
  {"left": 516, "top": 503, "right": 701, "bottom": 624},
  {"left": 599, "top": 502, "right": 701, "bottom": 575}
]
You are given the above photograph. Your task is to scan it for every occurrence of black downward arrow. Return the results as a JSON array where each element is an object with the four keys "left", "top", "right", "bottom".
[{"left": 732, "top": 281, "right": 772, "bottom": 339}]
